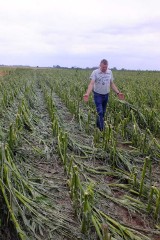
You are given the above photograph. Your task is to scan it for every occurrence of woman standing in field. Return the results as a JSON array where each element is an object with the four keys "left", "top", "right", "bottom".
[{"left": 83, "top": 59, "right": 125, "bottom": 131}]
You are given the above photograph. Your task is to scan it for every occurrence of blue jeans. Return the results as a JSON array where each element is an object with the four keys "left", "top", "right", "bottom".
[{"left": 93, "top": 92, "right": 109, "bottom": 131}]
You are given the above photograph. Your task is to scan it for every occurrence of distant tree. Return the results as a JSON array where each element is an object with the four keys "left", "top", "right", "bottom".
[{"left": 112, "top": 67, "right": 117, "bottom": 70}]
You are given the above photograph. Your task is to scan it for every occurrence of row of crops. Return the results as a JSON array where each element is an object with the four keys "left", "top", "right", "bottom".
[{"left": 0, "top": 67, "right": 160, "bottom": 240}]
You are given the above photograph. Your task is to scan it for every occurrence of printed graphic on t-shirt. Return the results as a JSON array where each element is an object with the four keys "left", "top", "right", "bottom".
[{"left": 96, "top": 75, "right": 110, "bottom": 85}]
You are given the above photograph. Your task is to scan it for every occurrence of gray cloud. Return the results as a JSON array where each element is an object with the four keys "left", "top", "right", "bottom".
[{"left": 0, "top": 0, "right": 160, "bottom": 70}]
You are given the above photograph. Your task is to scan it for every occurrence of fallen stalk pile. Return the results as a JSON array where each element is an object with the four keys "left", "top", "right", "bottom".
[{"left": 0, "top": 68, "right": 160, "bottom": 240}]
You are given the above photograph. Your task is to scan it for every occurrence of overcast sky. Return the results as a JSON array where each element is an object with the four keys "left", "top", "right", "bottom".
[{"left": 0, "top": 0, "right": 160, "bottom": 70}]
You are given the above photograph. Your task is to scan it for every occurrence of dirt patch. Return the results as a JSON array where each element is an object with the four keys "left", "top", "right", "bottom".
[
  {"left": 107, "top": 201, "right": 159, "bottom": 238},
  {"left": 117, "top": 141, "right": 134, "bottom": 151},
  {"left": 103, "top": 175, "right": 117, "bottom": 184},
  {"left": 115, "top": 204, "right": 149, "bottom": 228}
]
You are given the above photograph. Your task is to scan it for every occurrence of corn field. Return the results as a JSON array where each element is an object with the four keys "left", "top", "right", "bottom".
[{"left": 0, "top": 67, "right": 160, "bottom": 240}]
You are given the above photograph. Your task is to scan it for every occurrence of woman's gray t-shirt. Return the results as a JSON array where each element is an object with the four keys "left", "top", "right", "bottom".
[{"left": 90, "top": 68, "right": 114, "bottom": 95}]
